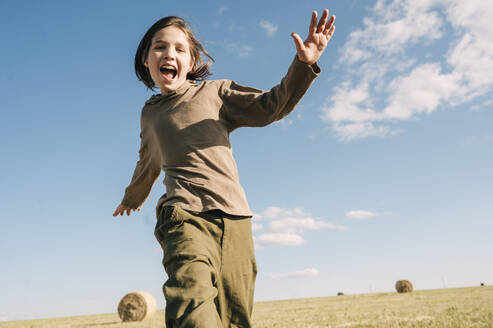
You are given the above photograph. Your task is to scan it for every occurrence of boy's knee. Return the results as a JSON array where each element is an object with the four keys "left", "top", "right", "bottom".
[{"left": 164, "top": 258, "right": 220, "bottom": 325}]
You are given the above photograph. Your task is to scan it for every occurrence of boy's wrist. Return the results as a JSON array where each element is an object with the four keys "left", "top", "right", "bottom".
[
  {"left": 296, "top": 54, "right": 316, "bottom": 65},
  {"left": 295, "top": 55, "right": 321, "bottom": 74}
]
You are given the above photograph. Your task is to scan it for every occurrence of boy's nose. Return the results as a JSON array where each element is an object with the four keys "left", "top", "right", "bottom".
[{"left": 164, "top": 49, "right": 176, "bottom": 59}]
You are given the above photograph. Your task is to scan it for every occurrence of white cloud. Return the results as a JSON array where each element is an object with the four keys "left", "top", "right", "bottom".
[
  {"left": 254, "top": 206, "right": 310, "bottom": 220},
  {"left": 254, "top": 233, "right": 305, "bottom": 247},
  {"left": 331, "top": 121, "right": 397, "bottom": 142},
  {"left": 383, "top": 63, "right": 460, "bottom": 120},
  {"left": 346, "top": 210, "right": 378, "bottom": 220},
  {"left": 269, "top": 217, "right": 345, "bottom": 234},
  {"left": 253, "top": 206, "right": 345, "bottom": 248},
  {"left": 268, "top": 268, "right": 320, "bottom": 279},
  {"left": 259, "top": 20, "right": 278, "bottom": 37},
  {"left": 341, "top": 5, "right": 443, "bottom": 63},
  {"left": 323, "top": 0, "right": 493, "bottom": 141}
]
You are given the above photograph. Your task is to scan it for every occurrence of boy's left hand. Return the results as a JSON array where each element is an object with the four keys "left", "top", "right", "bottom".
[{"left": 291, "top": 9, "right": 336, "bottom": 65}]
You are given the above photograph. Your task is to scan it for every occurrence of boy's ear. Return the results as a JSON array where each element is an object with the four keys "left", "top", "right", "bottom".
[{"left": 143, "top": 53, "right": 149, "bottom": 68}]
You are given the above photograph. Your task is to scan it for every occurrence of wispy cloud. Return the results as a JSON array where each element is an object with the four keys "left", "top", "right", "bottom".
[
  {"left": 461, "top": 134, "right": 493, "bottom": 147},
  {"left": 346, "top": 210, "right": 378, "bottom": 220},
  {"left": 254, "top": 206, "right": 310, "bottom": 220},
  {"left": 322, "top": 0, "right": 493, "bottom": 141},
  {"left": 252, "top": 222, "right": 263, "bottom": 232},
  {"left": 218, "top": 6, "right": 228, "bottom": 15},
  {"left": 470, "top": 99, "right": 493, "bottom": 111},
  {"left": 253, "top": 206, "right": 344, "bottom": 248},
  {"left": 268, "top": 268, "right": 320, "bottom": 279},
  {"left": 259, "top": 20, "right": 278, "bottom": 37},
  {"left": 223, "top": 42, "right": 253, "bottom": 58}
]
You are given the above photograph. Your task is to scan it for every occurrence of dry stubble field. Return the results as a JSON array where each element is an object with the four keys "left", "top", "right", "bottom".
[{"left": 1, "top": 286, "right": 492, "bottom": 328}]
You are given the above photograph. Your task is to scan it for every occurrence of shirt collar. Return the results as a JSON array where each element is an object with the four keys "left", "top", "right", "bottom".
[{"left": 145, "top": 80, "right": 196, "bottom": 105}]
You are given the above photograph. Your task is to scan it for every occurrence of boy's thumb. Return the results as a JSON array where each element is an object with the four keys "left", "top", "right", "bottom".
[{"left": 291, "top": 33, "right": 304, "bottom": 53}]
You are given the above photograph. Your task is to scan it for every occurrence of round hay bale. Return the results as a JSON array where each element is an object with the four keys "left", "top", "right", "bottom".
[
  {"left": 118, "top": 291, "right": 156, "bottom": 322},
  {"left": 395, "top": 280, "right": 413, "bottom": 293}
]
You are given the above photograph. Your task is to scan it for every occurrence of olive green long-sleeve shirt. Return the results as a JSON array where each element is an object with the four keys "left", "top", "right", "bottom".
[{"left": 121, "top": 56, "right": 320, "bottom": 217}]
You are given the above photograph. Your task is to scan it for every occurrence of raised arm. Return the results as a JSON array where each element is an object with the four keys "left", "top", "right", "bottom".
[
  {"left": 218, "top": 56, "right": 320, "bottom": 129},
  {"left": 218, "top": 9, "right": 335, "bottom": 130}
]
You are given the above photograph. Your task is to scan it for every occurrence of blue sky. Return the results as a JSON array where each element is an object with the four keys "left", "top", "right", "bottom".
[{"left": 1, "top": 0, "right": 492, "bottom": 321}]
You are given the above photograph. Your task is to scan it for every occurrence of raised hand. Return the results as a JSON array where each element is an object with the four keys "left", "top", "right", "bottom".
[{"left": 291, "top": 9, "right": 336, "bottom": 65}]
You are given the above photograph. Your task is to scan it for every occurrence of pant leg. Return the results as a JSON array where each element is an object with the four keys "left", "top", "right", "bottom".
[
  {"left": 154, "top": 206, "right": 223, "bottom": 328},
  {"left": 216, "top": 217, "right": 257, "bottom": 328}
]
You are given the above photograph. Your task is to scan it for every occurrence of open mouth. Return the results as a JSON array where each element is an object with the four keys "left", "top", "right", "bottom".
[{"left": 160, "top": 66, "right": 177, "bottom": 80}]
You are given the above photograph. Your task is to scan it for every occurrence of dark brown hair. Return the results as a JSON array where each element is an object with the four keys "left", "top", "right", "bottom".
[{"left": 135, "top": 16, "right": 214, "bottom": 90}]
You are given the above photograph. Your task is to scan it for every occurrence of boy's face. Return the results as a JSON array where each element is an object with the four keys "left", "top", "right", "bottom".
[{"left": 145, "top": 26, "right": 194, "bottom": 94}]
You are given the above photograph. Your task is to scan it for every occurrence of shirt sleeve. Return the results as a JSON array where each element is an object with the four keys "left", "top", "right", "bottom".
[
  {"left": 218, "top": 55, "right": 320, "bottom": 130},
  {"left": 121, "top": 109, "right": 162, "bottom": 209}
]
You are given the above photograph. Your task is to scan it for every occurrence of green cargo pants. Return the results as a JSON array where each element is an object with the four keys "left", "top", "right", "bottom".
[{"left": 154, "top": 205, "right": 257, "bottom": 328}]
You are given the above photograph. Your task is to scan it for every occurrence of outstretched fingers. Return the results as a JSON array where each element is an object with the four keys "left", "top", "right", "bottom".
[
  {"left": 316, "top": 9, "right": 329, "bottom": 33},
  {"left": 291, "top": 32, "right": 305, "bottom": 53},
  {"left": 113, "top": 204, "right": 141, "bottom": 217},
  {"left": 309, "top": 11, "right": 318, "bottom": 35},
  {"left": 323, "top": 15, "right": 336, "bottom": 38}
]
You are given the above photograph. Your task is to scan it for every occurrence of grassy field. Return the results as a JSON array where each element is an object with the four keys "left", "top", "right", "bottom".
[{"left": 2, "top": 286, "right": 492, "bottom": 327}]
